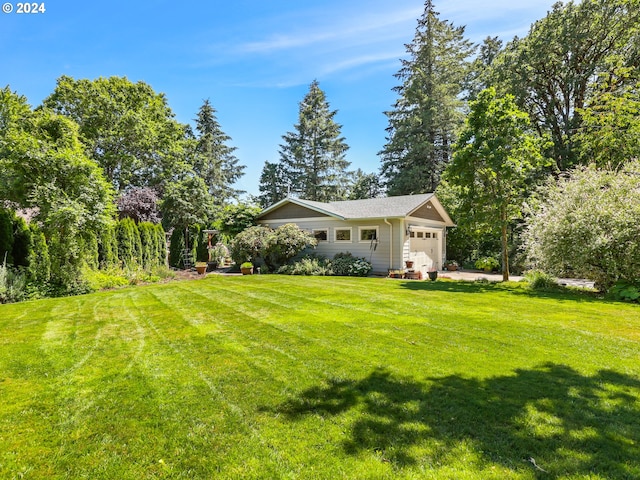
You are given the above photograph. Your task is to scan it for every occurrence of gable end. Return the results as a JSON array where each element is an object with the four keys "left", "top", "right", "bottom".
[{"left": 259, "top": 202, "right": 332, "bottom": 221}]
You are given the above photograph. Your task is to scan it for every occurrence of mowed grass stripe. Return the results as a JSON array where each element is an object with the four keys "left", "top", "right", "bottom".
[{"left": 1, "top": 275, "right": 639, "bottom": 479}]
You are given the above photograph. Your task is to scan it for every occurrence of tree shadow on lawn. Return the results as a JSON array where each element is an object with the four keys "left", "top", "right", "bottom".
[{"left": 268, "top": 364, "right": 640, "bottom": 477}]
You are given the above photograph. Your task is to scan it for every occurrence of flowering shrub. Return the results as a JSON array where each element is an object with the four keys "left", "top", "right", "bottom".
[{"left": 331, "top": 252, "right": 372, "bottom": 277}]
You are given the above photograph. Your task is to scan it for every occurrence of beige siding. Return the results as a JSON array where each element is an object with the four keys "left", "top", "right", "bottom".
[{"left": 259, "top": 218, "right": 399, "bottom": 274}]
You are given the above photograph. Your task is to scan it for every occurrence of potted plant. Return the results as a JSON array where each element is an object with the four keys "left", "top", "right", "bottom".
[
  {"left": 475, "top": 256, "right": 499, "bottom": 273},
  {"left": 444, "top": 260, "right": 459, "bottom": 271},
  {"left": 240, "top": 261, "right": 254, "bottom": 275},
  {"left": 427, "top": 267, "right": 438, "bottom": 281},
  {"left": 195, "top": 262, "right": 208, "bottom": 275},
  {"left": 405, "top": 260, "right": 414, "bottom": 269}
]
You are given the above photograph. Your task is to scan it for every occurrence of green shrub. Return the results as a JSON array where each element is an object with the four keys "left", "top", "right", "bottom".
[
  {"left": 229, "top": 226, "right": 271, "bottom": 266},
  {"left": 331, "top": 252, "right": 372, "bottom": 277},
  {"left": 475, "top": 256, "right": 500, "bottom": 271},
  {"left": 0, "top": 263, "right": 29, "bottom": 303},
  {"left": 523, "top": 270, "right": 559, "bottom": 291},
  {"left": 138, "top": 222, "right": 155, "bottom": 269},
  {"left": 168, "top": 228, "right": 185, "bottom": 268},
  {"left": 117, "top": 218, "right": 140, "bottom": 266},
  {"left": 609, "top": 281, "right": 640, "bottom": 303},
  {"left": 230, "top": 223, "right": 316, "bottom": 270},
  {"left": 27, "top": 224, "right": 50, "bottom": 287},
  {"left": 11, "top": 215, "right": 32, "bottom": 268},
  {"left": 154, "top": 224, "right": 167, "bottom": 267},
  {"left": 98, "top": 222, "right": 119, "bottom": 269},
  {"left": 278, "top": 256, "right": 332, "bottom": 276},
  {"left": 0, "top": 209, "right": 14, "bottom": 265}
]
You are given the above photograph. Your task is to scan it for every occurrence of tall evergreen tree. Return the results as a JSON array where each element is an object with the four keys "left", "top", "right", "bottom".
[
  {"left": 193, "top": 99, "right": 245, "bottom": 203},
  {"left": 278, "top": 80, "right": 351, "bottom": 202},
  {"left": 380, "top": 1, "right": 474, "bottom": 195},
  {"left": 257, "top": 160, "right": 288, "bottom": 208}
]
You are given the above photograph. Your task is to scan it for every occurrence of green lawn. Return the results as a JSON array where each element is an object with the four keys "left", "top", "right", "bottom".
[{"left": 1, "top": 276, "right": 639, "bottom": 479}]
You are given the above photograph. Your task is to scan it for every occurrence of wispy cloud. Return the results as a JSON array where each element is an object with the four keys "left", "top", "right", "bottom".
[{"left": 236, "top": 6, "right": 421, "bottom": 54}]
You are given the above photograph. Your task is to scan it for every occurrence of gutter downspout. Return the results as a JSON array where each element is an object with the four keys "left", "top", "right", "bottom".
[{"left": 384, "top": 218, "right": 393, "bottom": 270}]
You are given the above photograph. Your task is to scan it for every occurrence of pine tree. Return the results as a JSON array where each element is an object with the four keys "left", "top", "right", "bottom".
[
  {"left": 257, "top": 160, "right": 288, "bottom": 208},
  {"left": 380, "top": 1, "right": 474, "bottom": 195},
  {"left": 278, "top": 80, "right": 351, "bottom": 202},
  {"left": 193, "top": 99, "right": 245, "bottom": 203}
]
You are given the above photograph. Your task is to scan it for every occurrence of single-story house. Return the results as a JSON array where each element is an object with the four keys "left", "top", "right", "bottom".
[{"left": 256, "top": 194, "right": 455, "bottom": 276}]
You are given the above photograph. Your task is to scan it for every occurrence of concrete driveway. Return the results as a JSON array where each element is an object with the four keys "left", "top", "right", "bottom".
[{"left": 438, "top": 269, "right": 595, "bottom": 289}]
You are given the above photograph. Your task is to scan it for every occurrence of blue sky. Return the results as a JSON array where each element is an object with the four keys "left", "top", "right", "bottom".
[{"left": 1, "top": 0, "right": 559, "bottom": 196}]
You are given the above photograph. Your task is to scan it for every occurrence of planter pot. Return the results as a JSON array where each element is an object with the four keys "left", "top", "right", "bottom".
[
  {"left": 405, "top": 261, "right": 414, "bottom": 269},
  {"left": 241, "top": 267, "right": 253, "bottom": 275},
  {"left": 195, "top": 265, "right": 207, "bottom": 275},
  {"left": 446, "top": 265, "right": 458, "bottom": 271},
  {"left": 428, "top": 271, "right": 438, "bottom": 281},
  {"left": 207, "top": 261, "right": 218, "bottom": 272}
]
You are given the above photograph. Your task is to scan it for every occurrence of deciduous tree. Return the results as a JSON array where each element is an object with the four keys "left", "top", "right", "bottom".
[{"left": 444, "top": 88, "right": 547, "bottom": 281}]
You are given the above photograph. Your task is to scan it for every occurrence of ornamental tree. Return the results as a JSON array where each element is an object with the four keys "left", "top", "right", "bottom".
[{"left": 444, "top": 87, "right": 547, "bottom": 281}]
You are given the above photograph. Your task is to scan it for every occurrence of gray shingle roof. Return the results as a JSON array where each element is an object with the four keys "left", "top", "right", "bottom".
[
  {"left": 313, "top": 194, "right": 435, "bottom": 219},
  {"left": 260, "top": 194, "right": 434, "bottom": 220}
]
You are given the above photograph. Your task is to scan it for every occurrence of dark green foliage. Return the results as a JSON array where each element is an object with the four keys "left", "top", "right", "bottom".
[
  {"left": 0, "top": 209, "right": 14, "bottom": 265},
  {"left": 276, "top": 80, "right": 351, "bottom": 202},
  {"left": 138, "top": 222, "right": 155, "bottom": 269},
  {"left": 195, "top": 228, "right": 209, "bottom": 263},
  {"left": 154, "top": 224, "right": 167, "bottom": 266},
  {"left": 11, "top": 215, "right": 32, "bottom": 268},
  {"left": 348, "top": 169, "right": 383, "bottom": 200},
  {"left": 193, "top": 99, "right": 245, "bottom": 202},
  {"left": 380, "top": 0, "right": 474, "bottom": 194},
  {"left": 257, "top": 161, "right": 288, "bottom": 208},
  {"left": 490, "top": 0, "right": 640, "bottom": 171},
  {"left": 330, "top": 252, "right": 373, "bottom": 277},
  {"left": 98, "top": 223, "right": 119, "bottom": 268},
  {"left": 168, "top": 228, "right": 185, "bottom": 269},
  {"left": 609, "top": 281, "right": 640, "bottom": 303},
  {"left": 84, "top": 233, "right": 99, "bottom": 270},
  {"left": 27, "top": 224, "right": 50, "bottom": 286},
  {"left": 117, "top": 218, "right": 140, "bottom": 266},
  {"left": 160, "top": 176, "right": 212, "bottom": 230}
]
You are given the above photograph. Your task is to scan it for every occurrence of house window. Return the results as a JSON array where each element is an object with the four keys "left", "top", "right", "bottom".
[
  {"left": 359, "top": 227, "right": 378, "bottom": 242},
  {"left": 409, "top": 231, "right": 415, "bottom": 238},
  {"left": 425, "top": 232, "right": 431, "bottom": 239},
  {"left": 335, "top": 228, "right": 352, "bottom": 242},
  {"left": 417, "top": 232, "right": 424, "bottom": 239},
  {"left": 433, "top": 232, "right": 438, "bottom": 239},
  {"left": 313, "top": 229, "right": 328, "bottom": 242}
]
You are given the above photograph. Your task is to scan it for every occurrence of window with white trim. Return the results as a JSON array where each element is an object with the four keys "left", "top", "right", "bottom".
[
  {"left": 334, "top": 228, "right": 352, "bottom": 242},
  {"left": 313, "top": 228, "right": 328, "bottom": 242},
  {"left": 359, "top": 226, "right": 378, "bottom": 242}
]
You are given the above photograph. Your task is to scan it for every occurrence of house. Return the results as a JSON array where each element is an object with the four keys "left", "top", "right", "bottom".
[{"left": 256, "top": 194, "right": 455, "bottom": 276}]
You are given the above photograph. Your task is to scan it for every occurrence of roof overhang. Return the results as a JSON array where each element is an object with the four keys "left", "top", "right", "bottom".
[
  {"left": 407, "top": 196, "right": 456, "bottom": 227},
  {"left": 257, "top": 197, "right": 345, "bottom": 221}
]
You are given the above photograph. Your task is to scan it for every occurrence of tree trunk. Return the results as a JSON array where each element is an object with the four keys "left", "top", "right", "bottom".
[{"left": 501, "top": 207, "right": 509, "bottom": 282}]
